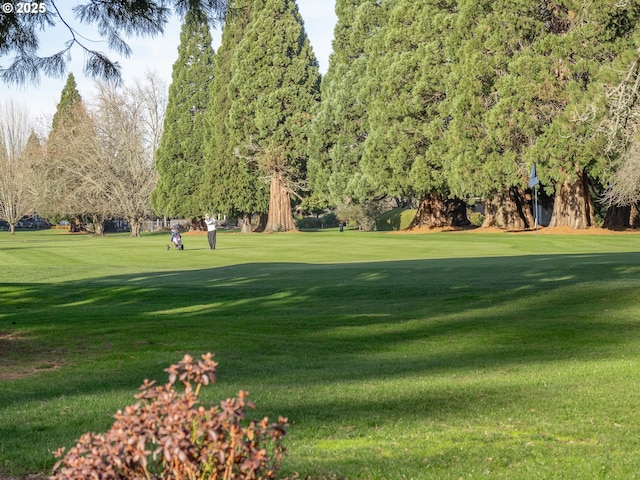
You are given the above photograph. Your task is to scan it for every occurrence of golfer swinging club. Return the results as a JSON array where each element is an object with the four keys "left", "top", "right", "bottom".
[{"left": 205, "top": 213, "right": 217, "bottom": 250}]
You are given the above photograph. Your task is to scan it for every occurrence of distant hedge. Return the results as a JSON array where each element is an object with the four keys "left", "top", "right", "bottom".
[
  {"left": 297, "top": 212, "right": 339, "bottom": 230},
  {"left": 375, "top": 208, "right": 417, "bottom": 231}
]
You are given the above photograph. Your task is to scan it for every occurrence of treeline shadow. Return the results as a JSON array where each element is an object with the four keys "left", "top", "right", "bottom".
[
  {"left": 2, "top": 252, "right": 640, "bottom": 400},
  {"left": 3, "top": 252, "right": 640, "bottom": 475}
]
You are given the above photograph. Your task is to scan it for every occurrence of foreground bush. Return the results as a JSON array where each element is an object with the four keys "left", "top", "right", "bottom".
[{"left": 51, "top": 353, "right": 288, "bottom": 480}]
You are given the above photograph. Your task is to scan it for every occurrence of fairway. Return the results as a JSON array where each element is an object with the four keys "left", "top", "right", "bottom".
[{"left": 2, "top": 229, "right": 640, "bottom": 479}]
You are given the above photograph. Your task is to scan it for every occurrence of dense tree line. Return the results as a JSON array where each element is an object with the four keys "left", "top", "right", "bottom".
[
  {"left": 193, "top": 0, "right": 640, "bottom": 232},
  {"left": 2, "top": 0, "right": 640, "bottom": 234},
  {"left": 306, "top": 0, "right": 640, "bottom": 230}
]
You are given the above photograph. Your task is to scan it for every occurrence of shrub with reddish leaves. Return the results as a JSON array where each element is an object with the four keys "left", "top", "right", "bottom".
[{"left": 50, "top": 353, "right": 288, "bottom": 480}]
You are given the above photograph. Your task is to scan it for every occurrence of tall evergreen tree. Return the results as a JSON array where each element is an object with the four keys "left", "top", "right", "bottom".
[
  {"left": 359, "top": 0, "right": 466, "bottom": 228},
  {"left": 227, "top": 0, "right": 321, "bottom": 232},
  {"left": 46, "top": 73, "right": 101, "bottom": 232},
  {"left": 151, "top": 7, "right": 216, "bottom": 222},
  {"left": 439, "top": 1, "right": 640, "bottom": 230},
  {"left": 440, "top": 1, "right": 540, "bottom": 230},
  {"left": 50, "top": 73, "right": 84, "bottom": 132},
  {"left": 307, "top": 0, "right": 380, "bottom": 210},
  {"left": 524, "top": 1, "right": 640, "bottom": 228},
  {"left": 201, "top": 0, "right": 268, "bottom": 233}
]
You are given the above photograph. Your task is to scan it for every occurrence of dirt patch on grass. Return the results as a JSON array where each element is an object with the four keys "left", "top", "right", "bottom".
[
  {"left": 399, "top": 225, "right": 639, "bottom": 235},
  {"left": 0, "top": 332, "right": 64, "bottom": 381}
]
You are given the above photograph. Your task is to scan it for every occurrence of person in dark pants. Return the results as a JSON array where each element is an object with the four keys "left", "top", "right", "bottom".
[{"left": 204, "top": 214, "right": 217, "bottom": 250}]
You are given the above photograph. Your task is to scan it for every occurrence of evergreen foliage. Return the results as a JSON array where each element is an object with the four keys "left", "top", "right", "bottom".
[
  {"left": 0, "top": 0, "right": 227, "bottom": 85},
  {"left": 50, "top": 73, "right": 84, "bottom": 133},
  {"left": 8, "top": 1, "right": 640, "bottom": 231},
  {"left": 439, "top": 1, "right": 640, "bottom": 228},
  {"left": 524, "top": 2, "right": 640, "bottom": 227},
  {"left": 440, "top": 1, "right": 541, "bottom": 229},
  {"left": 152, "top": 7, "right": 216, "bottom": 220},
  {"left": 335, "top": 0, "right": 639, "bottom": 229},
  {"left": 22, "top": 131, "right": 43, "bottom": 162},
  {"left": 361, "top": 0, "right": 453, "bottom": 202},
  {"left": 227, "top": 0, "right": 321, "bottom": 232},
  {"left": 201, "top": 0, "right": 268, "bottom": 230},
  {"left": 46, "top": 73, "right": 100, "bottom": 230},
  {"left": 307, "top": 0, "right": 379, "bottom": 209}
]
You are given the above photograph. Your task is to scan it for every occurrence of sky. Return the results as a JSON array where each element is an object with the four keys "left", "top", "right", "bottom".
[{"left": 0, "top": 1, "right": 337, "bottom": 128}]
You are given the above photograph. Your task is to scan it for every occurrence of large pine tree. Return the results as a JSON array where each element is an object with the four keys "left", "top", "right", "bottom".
[
  {"left": 359, "top": 0, "right": 467, "bottom": 228},
  {"left": 439, "top": 1, "right": 540, "bottom": 230},
  {"left": 152, "top": 7, "right": 216, "bottom": 222},
  {"left": 201, "top": 0, "right": 268, "bottom": 233},
  {"left": 524, "top": 1, "right": 640, "bottom": 229},
  {"left": 227, "top": 0, "right": 321, "bottom": 232},
  {"left": 435, "top": 1, "right": 640, "bottom": 230},
  {"left": 307, "top": 0, "right": 380, "bottom": 210}
]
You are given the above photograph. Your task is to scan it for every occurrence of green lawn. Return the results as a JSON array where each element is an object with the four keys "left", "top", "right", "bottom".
[{"left": 2, "top": 228, "right": 640, "bottom": 479}]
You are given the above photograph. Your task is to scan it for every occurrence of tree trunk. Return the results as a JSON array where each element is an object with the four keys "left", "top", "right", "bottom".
[
  {"left": 69, "top": 218, "right": 87, "bottom": 233},
  {"left": 254, "top": 213, "right": 268, "bottom": 232},
  {"left": 603, "top": 202, "right": 640, "bottom": 230},
  {"left": 548, "top": 170, "right": 595, "bottom": 229},
  {"left": 482, "top": 187, "right": 532, "bottom": 230},
  {"left": 190, "top": 218, "right": 205, "bottom": 231},
  {"left": 241, "top": 214, "right": 252, "bottom": 234},
  {"left": 129, "top": 219, "right": 141, "bottom": 237},
  {"left": 632, "top": 203, "right": 640, "bottom": 228},
  {"left": 9, "top": 223, "right": 15, "bottom": 235},
  {"left": 265, "top": 174, "right": 297, "bottom": 232},
  {"left": 93, "top": 222, "right": 105, "bottom": 236},
  {"left": 408, "top": 193, "right": 469, "bottom": 229}
]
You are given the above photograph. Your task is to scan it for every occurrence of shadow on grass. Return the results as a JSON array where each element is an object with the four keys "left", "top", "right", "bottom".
[
  {"left": 1, "top": 252, "right": 639, "bottom": 388},
  {"left": 2, "top": 252, "right": 640, "bottom": 475}
]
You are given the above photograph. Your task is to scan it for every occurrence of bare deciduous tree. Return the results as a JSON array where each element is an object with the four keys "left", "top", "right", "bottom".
[
  {"left": 92, "top": 78, "right": 164, "bottom": 236},
  {"left": 602, "top": 139, "right": 640, "bottom": 207},
  {"left": 44, "top": 105, "right": 111, "bottom": 233},
  {"left": 598, "top": 53, "right": 640, "bottom": 228},
  {"left": 0, "top": 101, "right": 40, "bottom": 234},
  {"left": 43, "top": 73, "right": 166, "bottom": 236},
  {"left": 134, "top": 70, "right": 168, "bottom": 156},
  {"left": 600, "top": 55, "right": 640, "bottom": 158}
]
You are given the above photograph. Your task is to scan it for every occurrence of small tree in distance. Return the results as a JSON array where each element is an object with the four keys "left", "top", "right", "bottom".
[
  {"left": 42, "top": 74, "right": 166, "bottom": 236},
  {"left": 45, "top": 73, "right": 102, "bottom": 233}
]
